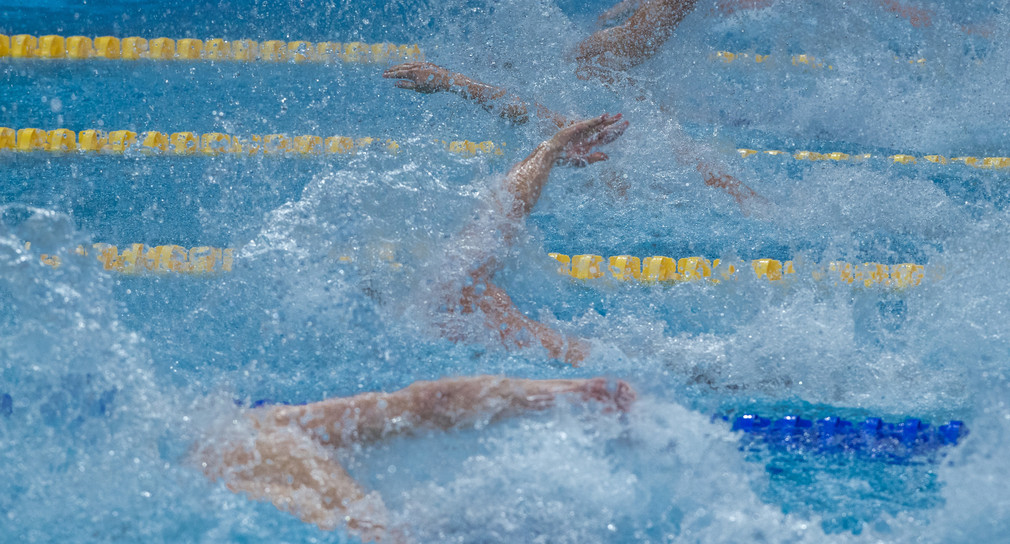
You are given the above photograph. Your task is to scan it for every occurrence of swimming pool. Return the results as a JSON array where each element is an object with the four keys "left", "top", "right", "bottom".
[{"left": 2, "top": 0, "right": 1008, "bottom": 541}]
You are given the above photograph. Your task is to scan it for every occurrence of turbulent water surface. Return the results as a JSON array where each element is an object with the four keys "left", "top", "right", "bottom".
[{"left": 3, "top": 0, "right": 1010, "bottom": 542}]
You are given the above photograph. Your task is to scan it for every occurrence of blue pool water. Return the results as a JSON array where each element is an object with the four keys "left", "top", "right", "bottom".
[{"left": 3, "top": 0, "right": 1010, "bottom": 541}]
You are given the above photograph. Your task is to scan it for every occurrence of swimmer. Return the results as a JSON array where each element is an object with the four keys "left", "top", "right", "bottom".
[
  {"left": 198, "top": 117, "right": 631, "bottom": 540},
  {"left": 384, "top": 0, "right": 980, "bottom": 212},
  {"left": 383, "top": 0, "right": 768, "bottom": 213},
  {"left": 197, "top": 375, "right": 636, "bottom": 542},
  {"left": 433, "top": 113, "right": 626, "bottom": 366}
]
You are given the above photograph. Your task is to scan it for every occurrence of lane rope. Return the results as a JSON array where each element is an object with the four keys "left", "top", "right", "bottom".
[
  {"left": 736, "top": 147, "right": 1010, "bottom": 170},
  {"left": 712, "top": 50, "right": 837, "bottom": 70},
  {"left": 0, "top": 126, "right": 505, "bottom": 157},
  {"left": 25, "top": 242, "right": 234, "bottom": 275},
  {"left": 728, "top": 413, "right": 965, "bottom": 460},
  {"left": 548, "top": 253, "right": 932, "bottom": 288},
  {"left": 0, "top": 33, "right": 422, "bottom": 63},
  {"left": 23, "top": 242, "right": 932, "bottom": 288},
  {"left": 711, "top": 50, "right": 933, "bottom": 71},
  {"left": 4, "top": 125, "right": 1002, "bottom": 167}
]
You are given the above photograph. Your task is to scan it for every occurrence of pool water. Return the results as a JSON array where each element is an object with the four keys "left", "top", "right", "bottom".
[{"left": 3, "top": 0, "right": 1010, "bottom": 542}]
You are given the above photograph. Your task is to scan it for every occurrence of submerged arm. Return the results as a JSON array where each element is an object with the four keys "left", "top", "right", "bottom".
[
  {"left": 466, "top": 280, "right": 590, "bottom": 365},
  {"left": 457, "top": 115, "right": 627, "bottom": 364},
  {"left": 200, "top": 420, "right": 392, "bottom": 542},
  {"left": 383, "top": 62, "right": 569, "bottom": 128}
]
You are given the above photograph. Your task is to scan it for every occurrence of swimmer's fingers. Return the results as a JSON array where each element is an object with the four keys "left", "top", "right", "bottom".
[
  {"left": 563, "top": 338, "right": 591, "bottom": 366},
  {"left": 557, "top": 150, "right": 610, "bottom": 168},
  {"left": 381, "top": 61, "right": 438, "bottom": 78},
  {"left": 577, "top": 378, "right": 637, "bottom": 413},
  {"left": 555, "top": 114, "right": 626, "bottom": 167},
  {"left": 613, "top": 380, "right": 636, "bottom": 413},
  {"left": 556, "top": 152, "right": 601, "bottom": 167},
  {"left": 587, "top": 118, "right": 628, "bottom": 147},
  {"left": 382, "top": 62, "right": 451, "bottom": 93},
  {"left": 583, "top": 152, "right": 609, "bottom": 166},
  {"left": 553, "top": 113, "right": 623, "bottom": 148},
  {"left": 576, "top": 113, "right": 626, "bottom": 144}
]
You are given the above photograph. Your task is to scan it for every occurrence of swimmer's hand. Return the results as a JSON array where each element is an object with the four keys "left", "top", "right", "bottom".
[
  {"left": 383, "top": 62, "right": 454, "bottom": 93},
  {"left": 579, "top": 378, "right": 637, "bottom": 413},
  {"left": 551, "top": 113, "right": 629, "bottom": 167}
]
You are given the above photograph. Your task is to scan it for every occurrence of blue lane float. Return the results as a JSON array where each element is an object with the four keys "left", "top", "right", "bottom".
[
  {"left": 726, "top": 413, "right": 966, "bottom": 461},
  {"left": 1, "top": 393, "right": 11, "bottom": 417}
]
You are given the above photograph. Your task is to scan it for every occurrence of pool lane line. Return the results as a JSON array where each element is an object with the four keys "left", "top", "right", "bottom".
[
  {"left": 712, "top": 50, "right": 836, "bottom": 70},
  {"left": 549, "top": 254, "right": 934, "bottom": 288},
  {"left": 3, "top": 126, "right": 1001, "bottom": 168},
  {"left": 735, "top": 148, "right": 1010, "bottom": 171},
  {"left": 727, "top": 413, "right": 966, "bottom": 460},
  {"left": 0, "top": 34, "right": 422, "bottom": 63},
  {"left": 712, "top": 50, "right": 932, "bottom": 71},
  {"left": 0, "top": 127, "right": 506, "bottom": 157},
  {"left": 25, "top": 242, "right": 234, "bottom": 275},
  {"left": 23, "top": 242, "right": 932, "bottom": 288}
]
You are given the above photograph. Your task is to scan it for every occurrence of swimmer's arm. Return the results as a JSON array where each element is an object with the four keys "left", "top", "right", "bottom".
[
  {"left": 383, "top": 62, "right": 569, "bottom": 128},
  {"left": 659, "top": 106, "right": 768, "bottom": 215},
  {"left": 284, "top": 376, "right": 635, "bottom": 444},
  {"left": 201, "top": 418, "right": 392, "bottom": 542},
  {"left": 696, "top": 162, "right": 766, "bottom": 213},
  {"left": 501, "top": 113, "right": 629, "bottom": 220},
  {"left": 472, "top": 282, "right": 590, "bottom": 366},
  {"left": 575, "top": 0, "right": 699, "bottom": 71}
]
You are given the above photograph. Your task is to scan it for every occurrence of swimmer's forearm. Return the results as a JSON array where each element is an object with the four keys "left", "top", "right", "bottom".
[
  {"left": 393, "top": 376, "right": 600, "bottom": 425},
  {"left": 448, "top": 72, "right": 568, "bottom": 128},
  {"left": 287, "top": 377, "right": 589, "bottom": 443},
  {"left": 446, "top": 72, "right": 530, "bottom": 123},
  {"left": 502, "top": 140, "right": 563, "bottom": 218}
]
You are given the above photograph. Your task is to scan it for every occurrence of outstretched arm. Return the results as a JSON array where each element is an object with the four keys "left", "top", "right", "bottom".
[
  {"left": 269, "top": 375, "right": 636, "bottom": 446},
  {"left": 383, "top": 62, "right": 570, "bottom": 128},
  {"left": 202, "top": 376, "right": 635, "bottom": 539}
]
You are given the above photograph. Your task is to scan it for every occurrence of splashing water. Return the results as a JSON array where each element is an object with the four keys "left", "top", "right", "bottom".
[{"left": 3, "top": 0, "right": 1010, "bottom": 542}]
